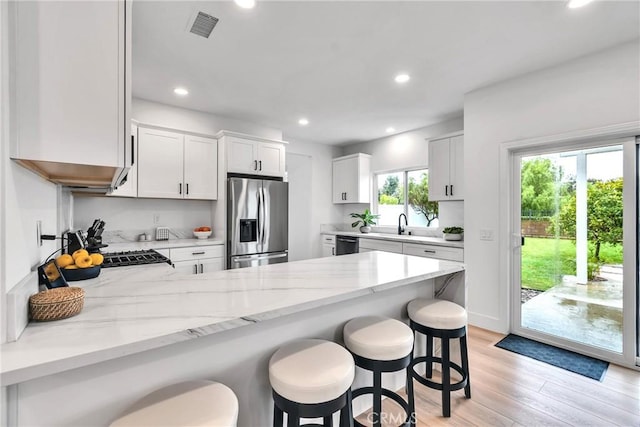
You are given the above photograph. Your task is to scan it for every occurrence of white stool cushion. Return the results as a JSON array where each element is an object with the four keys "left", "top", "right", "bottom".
[
  {"left": 110, "top": 380, "right": 238, "bottom": 427},
  {"left": 269, "top": 339, "right": 355, "bottom": 404},
  {"left": 344, "top": 316, "right": 414, "bottom": 361},
  {"left": 408, "top": 299, "right": 467, "bottom": 330}
]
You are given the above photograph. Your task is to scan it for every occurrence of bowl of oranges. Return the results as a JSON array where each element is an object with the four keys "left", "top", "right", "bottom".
[
  {"left": 193, "top": 226, "right": 212, "bottom": 239},
  {"left": 57, "top": 249, "right": 104, "bottom": 281}
]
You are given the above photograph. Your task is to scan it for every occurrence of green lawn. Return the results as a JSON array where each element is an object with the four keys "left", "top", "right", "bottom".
[{"left": 521, "top": 237, "right": 623, "bottom": 291}]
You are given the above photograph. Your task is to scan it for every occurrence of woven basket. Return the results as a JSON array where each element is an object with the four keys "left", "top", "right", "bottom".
[{"left": 29, "top": 287, "right": 85, "bottom": 321}]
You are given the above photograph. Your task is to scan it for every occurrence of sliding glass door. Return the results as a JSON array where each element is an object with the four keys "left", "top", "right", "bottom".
[{"left": 511, "top": 137, "right": 637, "bottom": 364}]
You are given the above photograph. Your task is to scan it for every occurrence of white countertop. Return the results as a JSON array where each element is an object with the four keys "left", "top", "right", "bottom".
[
  {"left": 322, "top": 231, "right": 464, "bottom": 248},
  {"left": 104, "top": 238, "right": 224, "bottom": 252},
  {"left": 0, "top": 252, "right": 463, "bottom": 385}
]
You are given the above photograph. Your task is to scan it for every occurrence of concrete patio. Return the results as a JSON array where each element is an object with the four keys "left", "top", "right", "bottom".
[{"left": 521, "top": 265, "right": 623, "bottom": 353}]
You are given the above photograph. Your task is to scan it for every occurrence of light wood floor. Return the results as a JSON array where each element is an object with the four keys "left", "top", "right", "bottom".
[{"left": 358, "top": 326, "right": 640, "bottom": 427}]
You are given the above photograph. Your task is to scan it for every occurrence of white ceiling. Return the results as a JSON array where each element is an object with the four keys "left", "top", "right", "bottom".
[{"left": 132, "top": 1, "right": 639, "bottom": 145}]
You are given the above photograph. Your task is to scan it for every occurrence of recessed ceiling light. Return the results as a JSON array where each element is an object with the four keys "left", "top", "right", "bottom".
[
  {"left": 174, "top": 87, "right": 189, "bottom": 96},
  {"left": 386, "top": 127, "right": 396, "bottom": 133},
  {"left": 234, "top": 0, "right": 256, "bottom": 9},
  {"left": 298, "top": 118, "right": 309, "bottom": 126},
  {"left": 567, "top": 0, "right": 594, "bottom": 8},
  {"left": 394, "top": 74, "right": 410, "bottom": 84}
]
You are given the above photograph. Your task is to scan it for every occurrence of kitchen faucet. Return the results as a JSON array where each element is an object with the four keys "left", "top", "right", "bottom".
[{"left": 398, "top": 213, "right": 408, "bottom": 235}]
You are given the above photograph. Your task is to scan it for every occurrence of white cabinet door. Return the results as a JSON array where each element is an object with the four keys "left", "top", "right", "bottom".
[
  {"left": 184, "top": 135, "right": 217, "bottom": 200},
  {"left": 257, "top": 142, "right": 286, "bottom": 177},
  {"left": 449, "top": 135, "right": 464, "bottom": 200},
  {"left": 11, "top": 1, "right": 127, "bottom": 175},
  {"left": 227, "top": 137, "right": 258, "bottom": 174},
  {"left": 358, "top": 238, "right": 403, "bottom": 254},
  {"left": 428, "top": 134, "right": 464, "bottom": 201},
  {"left": 172, "top": 260, "right": 200, "bottom": 275},
  {"left": 200, "top": 258, "right": 225, "bottom": 273},
  {"left": 137, "top": 128, "right": 184, "bottom": 198},
  {"left": 109, "top": 124, "right": 138, "bottom": 197},
  {"left": 322, "top": 244, "right": 335, "bottom": 257},
  {"left": 332, "top": 154, "right": 370, "bottom": 204},
  {"left": 428, "top": 138, "right": 450, "bottom": 201}
]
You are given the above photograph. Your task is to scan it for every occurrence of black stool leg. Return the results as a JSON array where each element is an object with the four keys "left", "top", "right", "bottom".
[
  {"left": 441, "top": 337, "right": 451, "bottom": 418},
  {"left": 287, "top": 411, "right": 299, "bottom": 427},
  {"left": 406, "top": 364, "right": 416, "bottom": 426},
  {"left": 461, "top": 333, "right": 471, "bottom": 399},
  {"left": 373, "top": 368, "right": 382, "bottom": 427},
  {"left": 323, "top": 415, "right": 333, "bottom": 427},
  {"left": 426, "top": 334, "right": 434, "bottom": 378},
  {"left": 274, "top": 404, "right": 284, "bottom": 427},
  {"left": 339, "top": 388, "right": 354, "bottom": 427}
]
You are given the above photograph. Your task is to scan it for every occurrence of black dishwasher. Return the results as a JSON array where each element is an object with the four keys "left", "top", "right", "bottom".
[{"left": 335, "top": 235, "right": 359, "bottom": 255}]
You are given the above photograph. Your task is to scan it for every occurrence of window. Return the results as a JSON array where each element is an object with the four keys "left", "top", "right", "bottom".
[{"left": 374, "top": 168, "right": 439, "bottom": 228}]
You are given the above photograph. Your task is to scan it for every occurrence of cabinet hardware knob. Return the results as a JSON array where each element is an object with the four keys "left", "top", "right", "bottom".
[
  {"left": 424, "top": 250, "right": 436, "bottom": 253},
  {"left": 332, "top": 247, "right": 335, "bottom": 255},
  {"left": 450, "top": 185, "right": 453, "bottom": 196},
  {"left": 194, "top": 264, "right": 198, "bottom": 274},
  {"left": 192, "top": 251, "right": 205, "bottom": 255},
  {"left": 445, "top": 185, "right": 448, "bottom": 196},
  {"left": 186, "top": 183, "right": 189, "bottom": 195},
  {"left": 179, "top": 183, "right": 182, "bottom": 194},
  {"left": 131, "top": 135, "right": 135, "bottom": 165},
  {"left": 259, "top": 160, "right": 262, "bottom": 171},
  {"left": 254, "top": 160, "right": 258, "bottom": 170},
  {"left": 199, "top": 264, "right": 204, "bottom": 274}
]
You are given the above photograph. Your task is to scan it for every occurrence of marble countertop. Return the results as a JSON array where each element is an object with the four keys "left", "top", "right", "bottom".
[
  {"left": 104, "top": 238, "right": 224, "bottom": 252},
  {"left": 321, "top": 231, "right": 464, "bottom": 248},
  {"left": 0, "top": 252, "right": 463, "bottom": 386}
]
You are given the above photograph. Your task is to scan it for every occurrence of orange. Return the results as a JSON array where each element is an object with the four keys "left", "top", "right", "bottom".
[
  {"left": 72, "top": 249, "right": 89, "bottom": 260},
  {"left": 75, "top": 255, "right": 93, "bottom": 268},
  {"left": 89, "top": 253, "right": 104, "bottom": 266},
  {"left": 55, "top": 254, "right": 74, "bottom": 268},
  {"left": 64, "top": 265, "right": 79, "bottom": 270}
]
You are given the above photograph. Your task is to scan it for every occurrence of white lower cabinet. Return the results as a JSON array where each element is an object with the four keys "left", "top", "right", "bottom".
[
  {"left": 356, "top": 237, "right": 463, "bottom": 262},
  {"left": 321, "top": 234, "right": 336, "bottom": 257},
  {"left": 358, "top": 238, "right": 403, "bottom": 254},
  {"left": 169, "top": 245, "right": 224, "bottom": 275},
  {"left": 402, "top": 242, "right": 463, "bottom": 262}
]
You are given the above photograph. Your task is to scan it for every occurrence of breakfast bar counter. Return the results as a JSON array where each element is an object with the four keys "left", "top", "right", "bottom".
[{"left": 1, "top": 252, "right": 465, "bottom": 426}]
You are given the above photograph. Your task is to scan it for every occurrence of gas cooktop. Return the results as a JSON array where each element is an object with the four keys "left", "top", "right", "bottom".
[{"left": 101, "top": 250, "right": 171, "bottom": 268}]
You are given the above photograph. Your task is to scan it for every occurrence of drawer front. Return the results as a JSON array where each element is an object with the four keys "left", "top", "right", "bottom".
[
  {"left": 170, "top": 245, "right": 224, "bottom": 262},
  {"left": 402, "top": 243, "right": 463, "bottom": 262},
  {"left": 358, "top": 238, "right": 403, "bottom": 254},
  {"left": 322, "top": 234, "right": 336, "bottom": 244}
]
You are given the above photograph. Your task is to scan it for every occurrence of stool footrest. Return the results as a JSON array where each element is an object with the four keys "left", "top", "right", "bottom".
[
  {"left": 352, "top": 387, "right": 412, "bottom": 427},
  {"left": 409, "top": 356, "right": 468, "bottom": 392}
]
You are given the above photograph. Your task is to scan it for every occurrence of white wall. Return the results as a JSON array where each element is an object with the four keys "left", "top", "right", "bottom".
[
  {"left": 463, "top": 40, "right": 640, "bottom": 332},
  {"left": 73, "top": 197, "right": 214, "bottom": 239},
  {"left": 132, "top": 98, "right": 283, "bottom": 141},
  {"left": 285, "top": 138, "right": 343, "bottom": 259}
]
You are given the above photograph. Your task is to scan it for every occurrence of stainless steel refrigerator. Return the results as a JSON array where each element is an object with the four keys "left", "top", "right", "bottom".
[{"left": 227, "top": 177, "right": 288, "bottom": 269}]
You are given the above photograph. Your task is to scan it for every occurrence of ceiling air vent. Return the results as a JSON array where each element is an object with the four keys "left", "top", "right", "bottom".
[{"left": 189, "top": 12, "right": 219, "bottom": 38}]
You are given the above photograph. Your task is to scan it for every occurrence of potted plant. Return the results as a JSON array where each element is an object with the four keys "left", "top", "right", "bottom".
[
  {"left": 442, "top": 226, "right": 464, "bottom": 241},
  {"left": 350, "top": 209, "right": 379, "bottom": 234}
]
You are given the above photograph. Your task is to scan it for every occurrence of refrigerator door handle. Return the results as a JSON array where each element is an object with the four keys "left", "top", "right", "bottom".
[
  {"left": 261, "top": 186, "right": 267, "bottom": 246},
  {"left": 256, "top": 189, "right": 262, "bottom": 251}
]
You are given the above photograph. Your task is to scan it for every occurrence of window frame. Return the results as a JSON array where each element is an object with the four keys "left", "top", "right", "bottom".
[{"left": 373, "top": 167, "right": 436, "bottom": 228}]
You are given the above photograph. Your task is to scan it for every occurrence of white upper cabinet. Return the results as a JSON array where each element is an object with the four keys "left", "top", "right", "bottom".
[
  {"left": 332, "top": 153, "right": 371, "bottom": 204},
  {"left": 9, "top": 0, "right": 130, "bottom": 187},
  {"left": 184, "top": 135, "right": 218, "bottom": 200},
  {"left": 137, "top": 128, "right": 217, "bottom": 200},
  {"left": 428, "top": 134, "right": 464, "bottom": 201},
  {"left": 220, "top": 132, "right": 286, "bottom": 178}
]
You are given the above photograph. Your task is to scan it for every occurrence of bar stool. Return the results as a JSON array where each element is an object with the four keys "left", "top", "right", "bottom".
[
  {"left": 269, "top": 339, "right": 355, "bottom": 427},
  {"left": 109, "top": 380, "right": 239, "bottom": 427},
  {"left": 407, "top": 298, "right": 470, "bottom": 417},
  {"left": 343, "top": 316, "right": 415, "bottom": 427}
]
